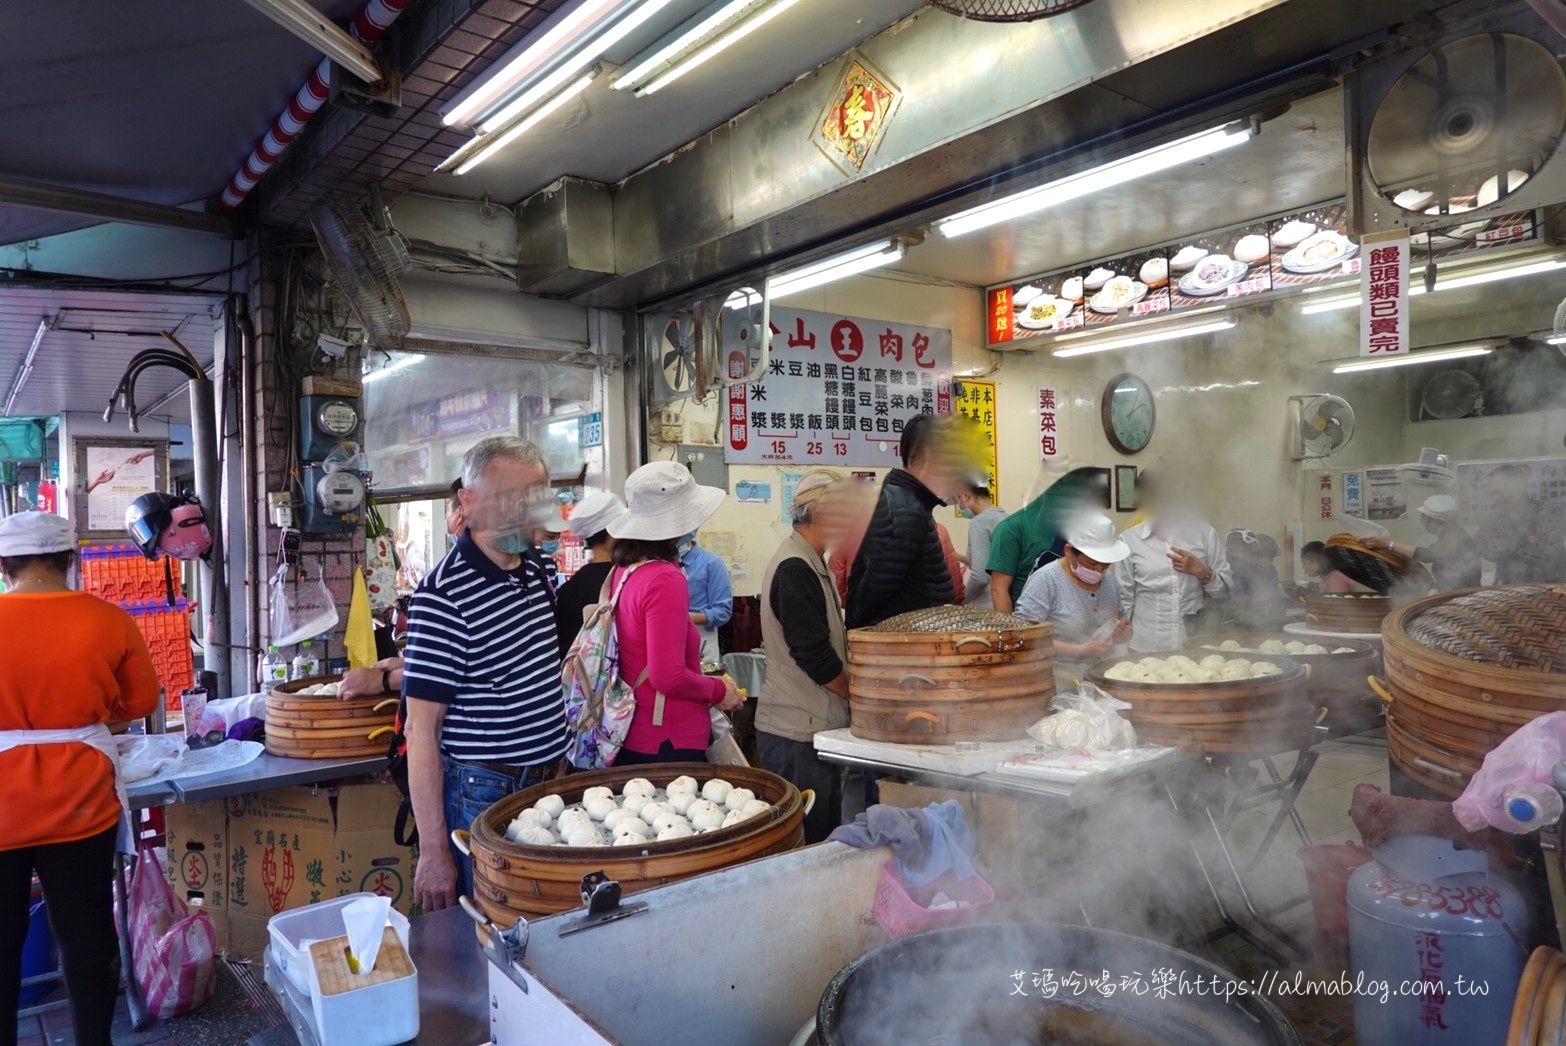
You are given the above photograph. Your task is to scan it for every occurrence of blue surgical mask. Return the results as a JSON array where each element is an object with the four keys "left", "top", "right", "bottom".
[
  {"left": 492, "top": 531, "right": 533, "bottom": 555},
  {"left": 956, "top": 504, "right": 974, "bottom": 520}
]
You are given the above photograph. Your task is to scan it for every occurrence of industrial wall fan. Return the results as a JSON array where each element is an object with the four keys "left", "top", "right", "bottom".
[
  {"left": 309, "top": 197, "right": 413, "bottom": 348},
  {"left": 1420, "top": 370, "right": 1484, "bottom": 419},
  {"left": 1290, "top": 394, "right": 1356, "bottom": 460},
  {"left": 1346, "top": 8, "right": 1566, "bottom": 235},
  {"left": 925, "top": 0, "right": 1094, "bottom": 21}
]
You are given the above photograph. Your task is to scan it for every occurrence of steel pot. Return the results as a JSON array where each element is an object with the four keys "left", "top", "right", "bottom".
[{"left": 817, "top": 923, "right": 1300, "bottom": 1045}]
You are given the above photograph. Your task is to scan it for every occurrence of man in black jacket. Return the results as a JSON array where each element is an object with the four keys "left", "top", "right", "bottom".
[{"left": 846, "top": 413, "right": 960, "bottom": 629}]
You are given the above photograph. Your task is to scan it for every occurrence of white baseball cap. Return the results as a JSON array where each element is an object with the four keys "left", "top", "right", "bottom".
[
  {"left": 610, "top": 462, "right": 726, "bottom": 541},
  {"left": 1064, "top": 512, "right": 1130, "bottom": 564},
  {"left": 0, "top": 512, "right": 76, "bottom": 556},
  {"left": 1418, "top": 494, "right": 1459, "bottom": 524},
  {"left": 547, "top": 492, "right": 628, "bottom": 538}
]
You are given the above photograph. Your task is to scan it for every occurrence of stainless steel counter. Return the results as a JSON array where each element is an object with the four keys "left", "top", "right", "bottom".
[{"left": 127, "top": 753, "right": 385, "bottom": 808}]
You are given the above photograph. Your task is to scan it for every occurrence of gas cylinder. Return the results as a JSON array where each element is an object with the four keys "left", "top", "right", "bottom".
[{"left": 1346, "top": 834, "right": 1526, "bottom": 1044}]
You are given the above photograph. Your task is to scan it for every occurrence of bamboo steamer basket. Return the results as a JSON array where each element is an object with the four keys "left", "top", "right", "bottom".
[
  {"left": 264, "top": 674, "right": 396, "bottom": 759},
  {"left": 1380, "top": 585, "right": 1566, "bottom": 797},
  {"left": 1086, "top": 652, "right": 1314, "bottom": 754},
  {"left": 467, "top": 762, "right": 803, "bottom": 924},
  {"left": 846, "top": 608, "right": 1053, "bottom": 744},
  {"left": 1303, "top": 592, "right": 1391, "bottom": 633},
  {"left": 1198, "top": 632, "right": 1382, "bottom": 725}
]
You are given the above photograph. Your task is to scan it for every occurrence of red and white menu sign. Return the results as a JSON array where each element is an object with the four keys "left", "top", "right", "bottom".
[
  {"left": 724, "top": 307, "right": 953, "bottom": 466},
  {"left": 1038, "top": 386, "right": 1061, "bottom": 462},
  {"left": 1360, "top": 230, "right": 1409, "bottom": 358}
]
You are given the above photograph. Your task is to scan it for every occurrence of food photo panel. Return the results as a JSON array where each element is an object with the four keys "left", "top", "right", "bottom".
[
  {"left": 1081, "top": 249, "right": 1170, "bottom": 327},
  {"left": 1007, "top": 268, "right": 1087, "bottom": 341},
  {"left": 1167, "top": 223, "right": 1274, "bottom": 310},
  {"left": 1267, "top": 203, "right": 1361, "bottom": 289}
]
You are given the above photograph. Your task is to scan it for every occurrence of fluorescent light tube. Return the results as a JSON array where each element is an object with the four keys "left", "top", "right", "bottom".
[
  {"left": 1300, "top": 258, "right": 1565, "bottom": 314},
  {"left": 766, "top": 241, "right": 904, "bottom": 300},
  {"left": 1051, "top": 318, "right": 1236, "bottom": 358},
  {"left": 1547, "top": 333, "right": 1566, "bottom": 346},
  {"left": 362, "top": 354, "right": 425, "bottom": 384},
  {"left": 479, "top": 0, "right": 674, "bottom": 131},
  {"left": 441, "top": 0, "right": 621, "bottom": 126},
  {"left": 443, "top": 69, "right": 600, "bottom": 175},
  {"left": 1331, "top": 344, "right": 1492, "bottom": 373},
  {"left": 936, "top": 124, "right": 1252, "bottom": 239},
  {"left": 614, "top": 0, "right": 805, "bottom": 96},
  {"left": 3, "top": 318, "right": 52, "bottom": 417}
]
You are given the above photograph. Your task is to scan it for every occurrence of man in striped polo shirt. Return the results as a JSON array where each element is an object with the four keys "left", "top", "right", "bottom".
[{"left": 403, "top": 436, "right": 567, "bottom": 911}]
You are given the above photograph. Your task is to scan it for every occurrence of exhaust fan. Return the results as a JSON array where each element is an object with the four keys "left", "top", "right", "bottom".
[
  {"left": 1346, "top": 11, "right": 1566, "bottom": 235},
  {"left": 1419, "top": 370, "right": 1484, "bottom": 420},
  {"left": 1290, "top": 394, "right": 1356, "bottom": 460}
]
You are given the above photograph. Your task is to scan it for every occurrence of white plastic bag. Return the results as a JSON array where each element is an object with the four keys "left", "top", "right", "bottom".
[
  {"left": 1026, "top": 682, "right": 1137, "bottom": 752},
  {"left": 269, "top": 562, "right": 339, "bottom": 646}
]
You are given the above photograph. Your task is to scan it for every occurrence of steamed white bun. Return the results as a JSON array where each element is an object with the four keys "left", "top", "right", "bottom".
[
  {"left": 582, "top": 786, "right": 614, "bottom": 805},
  {"left": 724, "top": 788, "right": 756, "bottom": 812},
  {"left": 1304, "top": 644, "right": 1329, "bottom": 655},
  {"left": 666, "top": 790, "right": 697, "bottom": 815},
  {"left": 1199, "top": 655, "right": 1227, "bottom": 672},
  {"left": 1259, "top": 640, "right": 1287, "bottom": 655},
  {"left": 1332, "top": 646, "right": 1356, "bottom": 655},
  {"left": 1138, "top": 657, "right": 1166, "bottom": 671},
  {"left": 584, "top": 796, "right": 617, "bottom": 821},
  {"left": 738, "top": 799, "right": 771, "bottom": 819},
  {"left": 701, "top": 779, "right": 733, "bottom": 805},
  {"left": 657, "top": 822, "right": 696, "bottom": 841},
  {"left": 651, "top": 812, "right": 690, "bottom": 835},
  {"left": 667, "top": 775, "right": 700, "bottom": 797},
  {"left": 639, "top": 801, "right": 669, "bottom": 825},
  {"left": 534, "top": 794, "right": 566, "bottom": 817},
  {"left": 1250, "top": 662, "right": 1283, "bottom": 678},
  {"left": 621, "top": 778, "right": 656, "bottom": 799},
  {"left": 515, "top": 825, "right": 555, "bottom": 846},
  {"left": 721, "top": 809, "right": 747, "bottom": 829},
  {"left": 621, "top": 793, "right": 651, "bottom": 816},
  {"left": 1219, "top": 640, "right": 1242, "bottom": 651},
  {"left": 613, "top": 820, "right": 649, "bottom": 845},
  {"left": 1284, "top": 641, "right": 1307, "bottom": 655},
  {"left": 603, "top": 808, "right": 635, "bottom": 831},
  {"left": 565, "top": 826, "right": 605, "bottom": 847},
  {"left": 512, "top": 808, "right": 552, "bottom": 831}
]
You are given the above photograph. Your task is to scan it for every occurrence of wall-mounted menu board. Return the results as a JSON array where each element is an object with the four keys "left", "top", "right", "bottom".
[{"left": 986, "top": 199, "right": 1544, "bottom": 346}]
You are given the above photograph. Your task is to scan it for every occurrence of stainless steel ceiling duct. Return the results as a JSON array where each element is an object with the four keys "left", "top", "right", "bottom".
[{"left": 567, "top": 0, "right": 1472, "bottom": 309}]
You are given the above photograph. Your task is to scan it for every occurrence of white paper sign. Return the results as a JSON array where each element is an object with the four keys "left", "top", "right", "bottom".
[
  {"left": 1360, "top": 231, "right": 1409, "bottom": 358},
  {"left": 84, "top": 446, "right": 158, "bottom": 532},
  {"left": 723, "top": 307, "right": 953, "bottom": 466},
  {"left": 1037, "top": 386, "right": 1061, "bottom": 462}
]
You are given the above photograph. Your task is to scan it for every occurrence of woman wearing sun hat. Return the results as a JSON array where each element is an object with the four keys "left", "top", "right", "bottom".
[
  {"left": 0, "top": 512, "right": 159, "bottom": 1045},
  {"left": 1014, "top": 512, "right": 1134, "bottom": 694},
  {"left": 608, "top": 463, "right": 746, "bottom": 764},
  {"left": 547, "top": 491, "right": 629, "bottom": 654}
]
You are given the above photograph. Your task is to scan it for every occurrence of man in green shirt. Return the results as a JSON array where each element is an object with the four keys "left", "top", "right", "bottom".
[{"left": 986, "top": 466, "right": 1107, "bottom": 613}]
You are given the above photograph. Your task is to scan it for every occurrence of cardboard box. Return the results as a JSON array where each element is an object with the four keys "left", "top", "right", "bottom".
[
  {"left": 215, "top": 781, "right": 416, "bottom": 961},
  {"left": 164, "top": 800, "right": 228, "bottom": 911}
]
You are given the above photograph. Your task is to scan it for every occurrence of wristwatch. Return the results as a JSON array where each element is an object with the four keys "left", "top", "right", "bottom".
[{"left": 382, "top": 669, "right": 394, "bottom": 694}]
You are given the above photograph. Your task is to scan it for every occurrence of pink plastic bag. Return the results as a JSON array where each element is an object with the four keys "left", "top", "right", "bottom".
[
  {"left": 1452, "top": 710, "right": 1566, "bottom": 835},
  {"left": 129, "top": 848, "right": 216, "bottom": 1019}
]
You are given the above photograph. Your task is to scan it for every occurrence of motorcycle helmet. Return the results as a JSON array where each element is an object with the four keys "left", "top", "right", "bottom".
[
  {"left": 126, "top": 491, "right": 212, "bottom": 561},
  {"left": 160, "top": 498, "right": 213, "bottom": 561}
]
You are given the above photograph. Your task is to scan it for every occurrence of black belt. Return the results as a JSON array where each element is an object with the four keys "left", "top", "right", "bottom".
[{"left": 459, "top": 757, "right": 562, "bottom": 780}]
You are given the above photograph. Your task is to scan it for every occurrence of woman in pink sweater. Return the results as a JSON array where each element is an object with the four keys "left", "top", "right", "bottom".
[{"left": 608, "top": 462, "right": 744, "bottom": 764}]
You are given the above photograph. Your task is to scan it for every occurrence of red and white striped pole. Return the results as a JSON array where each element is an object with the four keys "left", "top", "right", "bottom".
[{"left": 219, "top": 0, "right": 413, "bottom": 210}]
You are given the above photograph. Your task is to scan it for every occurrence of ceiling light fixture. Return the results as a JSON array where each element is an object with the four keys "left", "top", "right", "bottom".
[
  {"left": 440, "top": 0, "right": 624, "bottom": 127},
  {"left": 613, "top": 0, "right": 806, "bottom": 96},
  {"left": 1330, "top": 344, "right": 1493, "bottom": 373},
  {"left": 766, "top": 240, "right": 905, "bottom": 300},
  {"left": 2, "top": 317, "right": 54, "bottom": 417},
  {"left": 362, "top": 354, "right": 426, "bottom": 385},
  {"left": 1548, "top": 333, "right": 1566, "bottom": 346},
  {"left": 1299, "top": 258, "right": 1566, "bottom": 314},
  {"left": 439, "top": 68, "right": 601, "bottom": 175},
  {"left": 936, "top": 123, "right": 1253, "bottom": 239},
  {"left": 1051, "top": 318, "right": 1236, "bottom": 358}
]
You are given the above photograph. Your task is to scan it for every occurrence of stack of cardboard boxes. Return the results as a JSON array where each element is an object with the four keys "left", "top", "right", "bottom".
[{"left": 165, "top": 780, "right": 417, "bottom": 961}]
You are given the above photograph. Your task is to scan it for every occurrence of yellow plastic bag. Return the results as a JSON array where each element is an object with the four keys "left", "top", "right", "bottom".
[{"left": 344, "top": 567, "right": 377, "bottom": 669}]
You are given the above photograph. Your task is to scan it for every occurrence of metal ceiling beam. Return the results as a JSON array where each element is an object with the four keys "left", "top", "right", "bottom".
[
  {"left": 0, "top": 175, "right": 236, "bottom": 238},
  {"left": 238, "top": 0, "right": 383, "bottom": 83}
]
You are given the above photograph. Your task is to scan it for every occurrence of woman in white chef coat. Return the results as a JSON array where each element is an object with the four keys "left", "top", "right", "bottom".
[{"left": 1113, "top": 476, "right": 1232, "bottom": 652}]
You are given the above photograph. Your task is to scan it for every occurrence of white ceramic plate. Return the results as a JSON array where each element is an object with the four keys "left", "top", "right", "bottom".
[
  {"left": 1177, "top": 257, "right": 1247, "bottom": 296},
  {"left": 1281, "top": 234, "right": 1359, "bottom": 274},
  {"left": 1088, "top": 280, "right": 1148, "bottom": 315},
  {"left": 1016, "top": 296, "right": 1075, "bottom": 330}
]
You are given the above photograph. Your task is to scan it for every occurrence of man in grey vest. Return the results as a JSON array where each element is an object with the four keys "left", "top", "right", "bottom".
[{"left": 757, "top": 470, "right": 852, "bottom": 843}]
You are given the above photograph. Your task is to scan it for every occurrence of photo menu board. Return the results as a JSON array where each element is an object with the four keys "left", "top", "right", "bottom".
[
  {"left": 1166, "top": 221, "right": 1273, "bottom": 311},
  {"left": 998, "top": 268, "right": 1085, "bottom": 341},
  {"left": 1413, "top": 209, "right": 1536, "bottom": 262},
  {"left": 1080, "top": 249, "right": 1171, "bottom": 327},
  {"left": 1267, "top": 203, "right": 1361, "bottom": 290}
]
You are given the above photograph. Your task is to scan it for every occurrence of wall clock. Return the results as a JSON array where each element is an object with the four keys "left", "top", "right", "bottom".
[{"left": 1101, "top": 373, "right": 1155, "bottom": 455}]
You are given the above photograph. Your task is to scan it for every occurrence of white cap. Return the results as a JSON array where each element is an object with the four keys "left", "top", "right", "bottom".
[
  {"left": 1063, "top": 512, "right": 1130, "bottom": 564},
  {"left": 547, "top": 492, "right": 628, "bottom": 538},
  {"left": 1418, "top": 494, "right": 1459, "bottom": 524},
  {"left": 610, "top": 462, "right": 726, "bottom": 541},
  {"left": 0, "top": 512, "right": 76, "bottom": 556}
]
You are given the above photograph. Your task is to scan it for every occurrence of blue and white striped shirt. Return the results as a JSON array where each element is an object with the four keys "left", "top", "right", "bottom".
[{"left": 401, "top": 532, "right": 567, "bottom": 764}]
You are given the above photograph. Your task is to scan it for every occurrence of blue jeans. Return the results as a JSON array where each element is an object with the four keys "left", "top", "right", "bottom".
[{"left": 442, "top": 754, "right": 554, "bottom": 902}]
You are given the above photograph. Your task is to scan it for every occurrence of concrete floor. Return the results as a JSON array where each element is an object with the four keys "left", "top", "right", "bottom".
[{"left": 16, "top": 729, "right": 1393, "bottom": 1044}]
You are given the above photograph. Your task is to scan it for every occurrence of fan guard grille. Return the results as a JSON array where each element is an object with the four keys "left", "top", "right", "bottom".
[
  {"left": 309, "top": 202, "right": 412, "bottom": 349},
  {"left": 926, "top": 0, "right": 1095, "bottom": 23}
]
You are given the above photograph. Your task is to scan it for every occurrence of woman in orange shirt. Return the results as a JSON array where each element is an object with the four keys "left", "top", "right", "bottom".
[{"left": 0, "top": 513, "right": 159, "bottom": 1046}]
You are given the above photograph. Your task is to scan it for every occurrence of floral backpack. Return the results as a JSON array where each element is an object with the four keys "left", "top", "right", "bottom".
[{"left": 561, "top": 564, "right": 664, "bottom": 769}]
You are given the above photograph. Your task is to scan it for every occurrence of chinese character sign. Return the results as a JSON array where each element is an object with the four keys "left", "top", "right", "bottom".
[
  {"left": 955, "top": 379, "right": 999, "bottom": 504},
  {"left": 811, "top": 54, "right": 901, "bottom": 176},
  {"left": 1038, "top": 386, "right": 1062, "bottom": 463},
  {"left": 1343, "top": 471, "right": 1364, "bottom": 518},
  {"left": 724, "top": 307, "right": 954, "bottom": 466},
  {"left": 1360, "top": 231, "right": 1409, "bottom": 358},
  {"left": 1319, "top": 472, "right": 1335, "bottom": 520}
]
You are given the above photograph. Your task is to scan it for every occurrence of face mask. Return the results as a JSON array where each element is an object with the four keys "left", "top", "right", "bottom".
[
  {"left": 955, "top": 504, "right": 973, "bottom": 520},
  {"left": 678, "top": 541, "right": 695, "bottom": 559},
  {"left": 1071, "top": 560, "right": 1105, "bottom": 585},
  {"left": 492, "top": 531, "right": 533, "bottom": 555}
]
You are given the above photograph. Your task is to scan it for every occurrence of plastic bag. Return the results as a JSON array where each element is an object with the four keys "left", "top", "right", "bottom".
[
  {"left": 1452, "top": 710, "right": 1566, "bottom": 834},
  {"left": 269, "top": 562, "right": 338, "bottom": 647},
  {"left": 706, "top": 707, "right": 748, "bottom": 766},
  {"left": 1026, "top": 682, "right": 1137, "bottom": 751},
  {"left": 128, "top": 847, "right": 216, "bottom": 1019}
]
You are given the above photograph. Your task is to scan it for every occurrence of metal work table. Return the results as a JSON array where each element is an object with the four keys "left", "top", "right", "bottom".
[{"left": 126, "top": 753, "right": 386, "bottom": 809}]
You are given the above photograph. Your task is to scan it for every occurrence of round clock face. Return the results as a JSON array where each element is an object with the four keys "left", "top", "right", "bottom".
[
  {"left": 316, "top": 400, "right": 360, "bottom": 437},
  {"left": 1103, "top": 373, "right": 1155, "bottom": 454}
]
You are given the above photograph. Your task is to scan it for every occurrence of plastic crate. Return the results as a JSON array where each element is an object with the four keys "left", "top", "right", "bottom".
[{"left": 871, "top": 861, "right": 995, "bottom": 939}]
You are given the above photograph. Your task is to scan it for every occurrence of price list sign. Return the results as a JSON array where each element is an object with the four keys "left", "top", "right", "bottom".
[{"left": 725, "top": 307, "right": 953, "bottom": 466}]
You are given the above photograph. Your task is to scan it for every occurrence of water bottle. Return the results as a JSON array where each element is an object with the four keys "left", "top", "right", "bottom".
[
  {"left": 289, "top": 641, "right": 320, "bottom": 681},
  {"left": 260, "top": 645, "right": 288, "bottom": 685}
]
